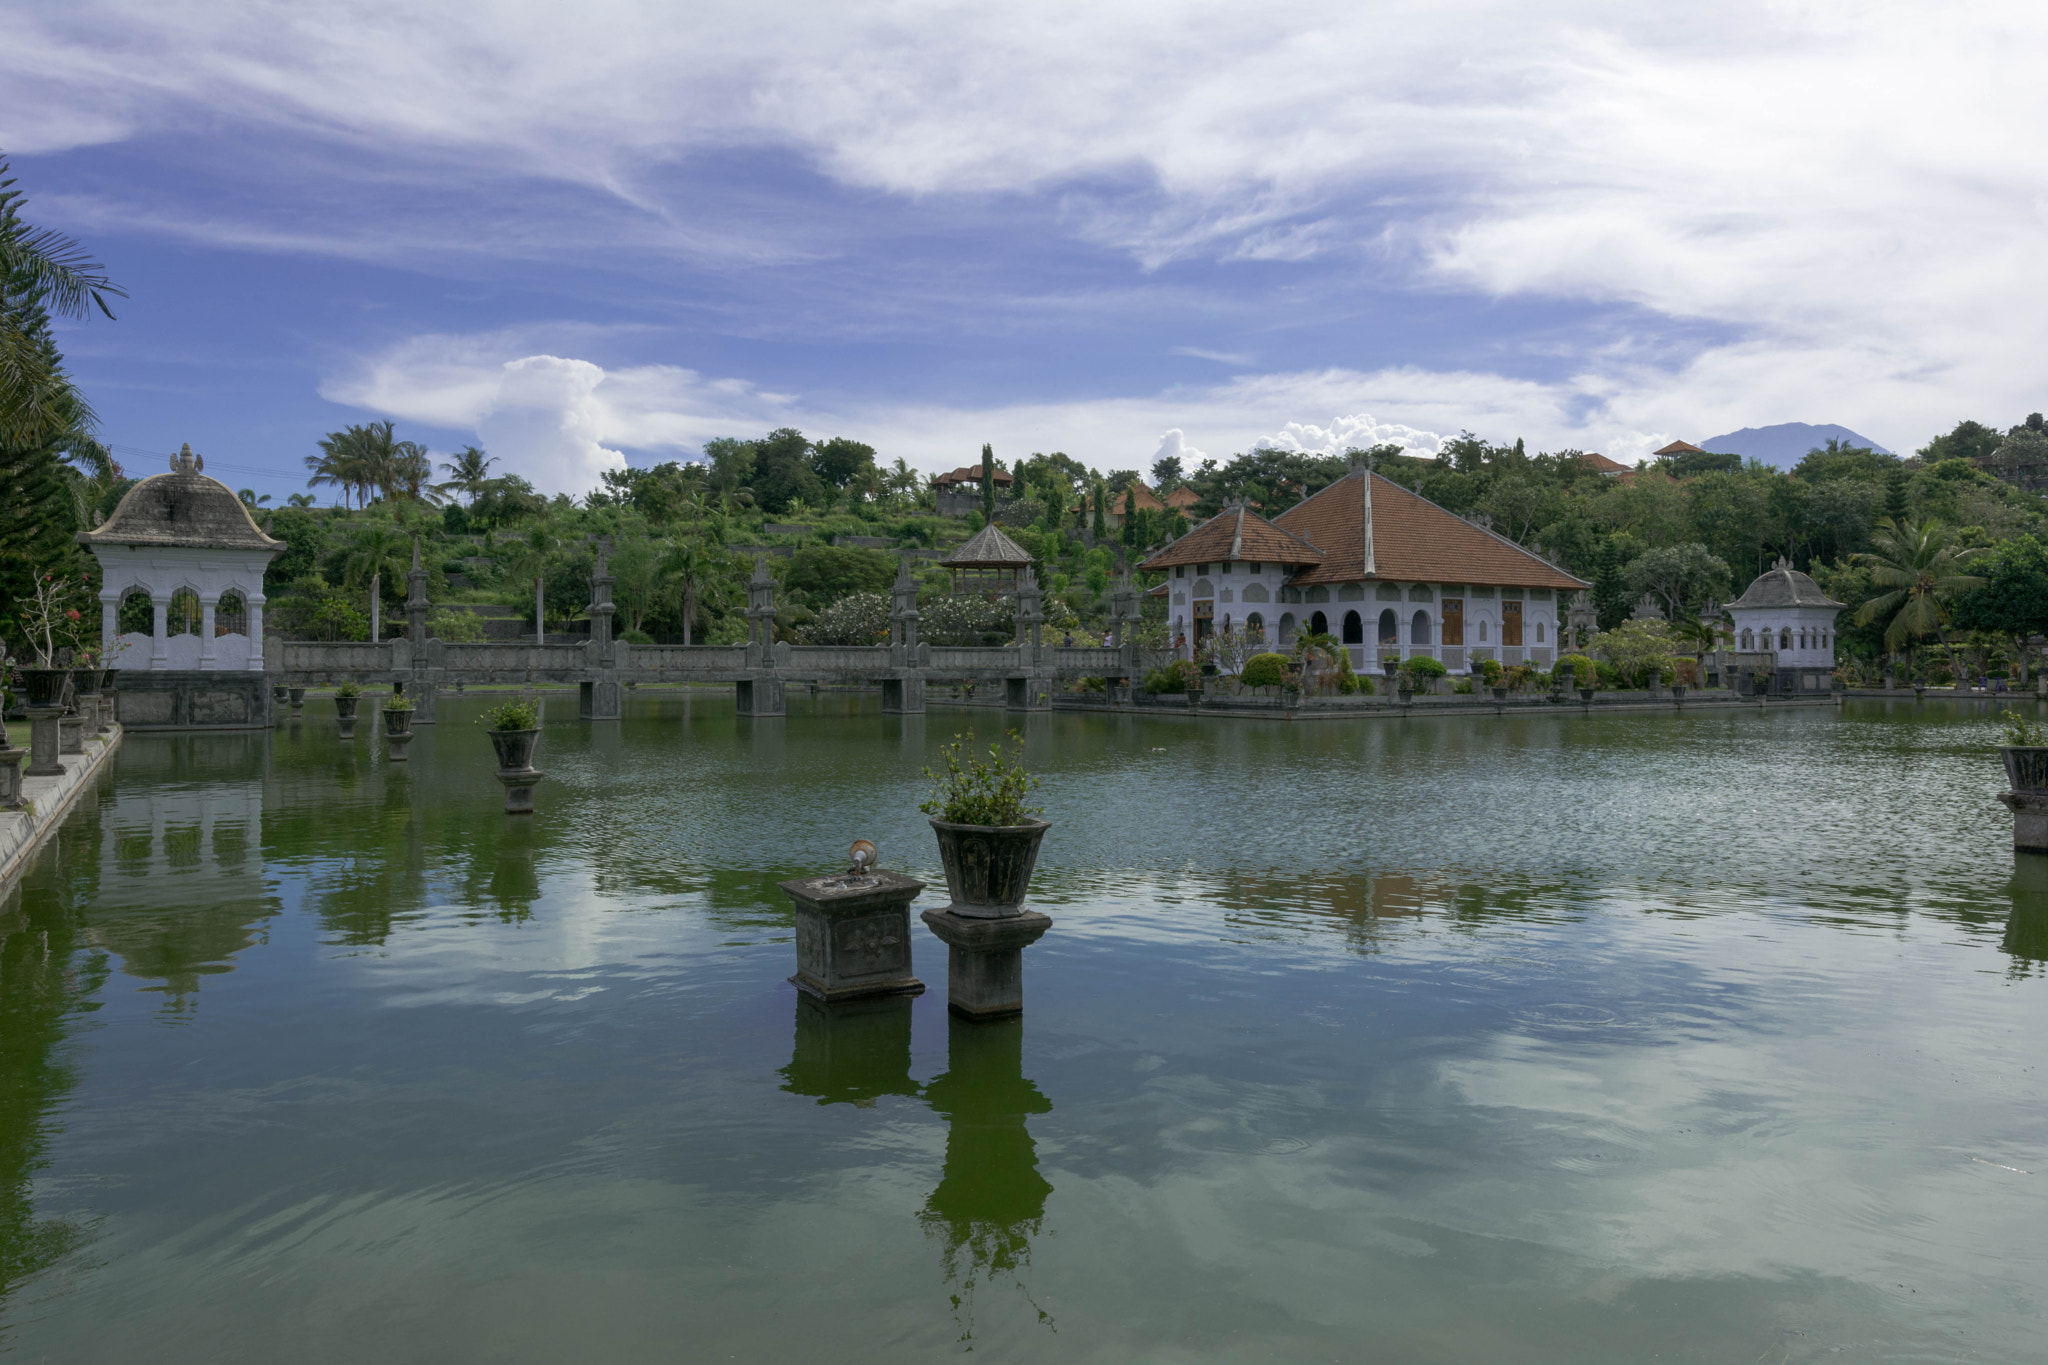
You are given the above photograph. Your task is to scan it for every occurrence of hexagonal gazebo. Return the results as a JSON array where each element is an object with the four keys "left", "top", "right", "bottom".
[{"left": 79, "top": 444, "right": 283, "bottom": 729}]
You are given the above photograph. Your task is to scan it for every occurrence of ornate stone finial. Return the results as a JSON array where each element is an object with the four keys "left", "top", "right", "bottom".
[
  {"left": 1773, "top": 556, "right": 1792, "bottom": 571},
  {"left": 411, "top": 536, "right": 423, "bottom": 570},
  {"left": 751, "top": 555, "right": 771, "bottom": 585}
]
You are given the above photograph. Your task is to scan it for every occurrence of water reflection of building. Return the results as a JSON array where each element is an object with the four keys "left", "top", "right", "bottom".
[{"left": 85, "top": 775, "right": 279, "bottom": 1010}]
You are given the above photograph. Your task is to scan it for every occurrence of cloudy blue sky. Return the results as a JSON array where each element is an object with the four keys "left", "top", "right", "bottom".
[{"left": 5, "top": 1, "right": 2044, "bottom": 499}]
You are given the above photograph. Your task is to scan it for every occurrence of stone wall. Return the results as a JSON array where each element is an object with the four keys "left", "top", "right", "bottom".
[{"left": 113, "top": 671, "right": 273, "bottom": 730}]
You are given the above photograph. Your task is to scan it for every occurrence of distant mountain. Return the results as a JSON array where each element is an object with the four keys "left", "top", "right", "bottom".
[{"left": 1698, "top": 422, "right": 1893, "bottom": 469}]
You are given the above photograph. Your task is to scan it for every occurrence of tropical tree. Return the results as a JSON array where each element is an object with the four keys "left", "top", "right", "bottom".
[
  {"left": 341, "top": 523, "right": 411, "bottom": 638},
  {"left": 438, "top": 445, "right": 497, "bottom": 505},
  {"left": 0, "top": 154, "right": 123, "bottom": 450},
  {"left": 1949, "top": 532, "right": 2048, "bottom": 685},
  {"left": 1621, "top": 543, "right": 1731, "bottom": 620},
  {"left": 1851, "top": 517, "right": 1986, "bottom": 683},
  {"left": 661, "top": 537, "right": 725, "bottom": 645}
]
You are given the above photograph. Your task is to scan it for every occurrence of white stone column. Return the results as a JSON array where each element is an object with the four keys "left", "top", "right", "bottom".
[
  {"left": 199, "top": 594, "right": 218, "bottom": 669},
  {"left": 100, "top": 591, "right": 118, "bottom": 656},
  {"left": 246, "top": 593, "right": 266, "bottom": 670},
  {"left": 151, "top": 594, "right": 170, "bottom": 669}
]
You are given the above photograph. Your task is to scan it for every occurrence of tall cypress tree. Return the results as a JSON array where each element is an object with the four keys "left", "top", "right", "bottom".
[
  {"left": 1091, "top": 482, "right": 1107, "bottom": 539},
  {"left": 1884, "top": 466, "right": 1911, "bottom": 524},
  {"left": 980, "top": 443, "right": 995, "bottom": 524}
]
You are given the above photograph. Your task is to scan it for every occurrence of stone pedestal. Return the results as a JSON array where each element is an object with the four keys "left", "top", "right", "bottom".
[
  {"left": 0, "top": 747, "right": 24, "bottom": 811},
  {"left": 881, "top": 673, "right": 926, "bottom": 713},
  {"left": 59, "top": 715, "right": 84, "bottom": 755},
  {"left": 384, "top": 709, "right": 416, "bottom": 762},
  {"left": 24, "top": 707, "right": 64, "bottom": 777},
  {"left": 2002, "top": 791, "right": 2048, "bottom": 852},
  {"left": 780, "top": 868, "right": 926, "bottom": 1003},
  {"left": 920, "top": 908, "right": 1052, "bottom": 1018},
  {"left": 579, "top": 677, "right": 622, "bottom": 720},
  {"left": 1004, "top": 676, "right": 1052, "bottom": 710},
  {"left": 496, "top": 765, "right": 544, "bottom": 814},
  {"left": 737, "top": 673, "right": 785, "bottom": 716}
]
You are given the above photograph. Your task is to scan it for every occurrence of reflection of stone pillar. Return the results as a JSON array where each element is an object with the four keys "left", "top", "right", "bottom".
[
  {"left": 779, "top": 993, "right": 919, "bottom": 1106},
  {"left": 199, "top": 595, "right": 218, "bottom": 669},
  {"left": 150, "top": 595, "right": 169, "bottom": 669},
  {"left": 918, "top": 1014, "right": 1053, "bottom": 1303}
]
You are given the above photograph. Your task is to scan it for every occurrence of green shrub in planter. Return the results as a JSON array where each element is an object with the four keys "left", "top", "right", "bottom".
[
  {"left": 920, "top": 731, "right": 1041, "bottom": 826},
  {"left": 482, "top": 699, "right": 541, "bottom": 732},
  {"left": 336, "top": 680, "right": 362, "bottom": 699},
  {"left": 1403, "top": 656, "right": 1447, "bottom": 680},
  {"left": 1240, "top": 652, "right": 1289, "bottom": 691}
]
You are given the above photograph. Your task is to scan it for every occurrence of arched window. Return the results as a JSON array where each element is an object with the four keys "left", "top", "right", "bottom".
[
  {"left": 117, "top": 588, "right": 153, "bottom": 636},
  {"left": 1478, "top": 619, "right": 1489, "bottom": 642},
  {"left": 168, "top": 588, "right": 201, "bottom": 638},
  {"left": 1410, "top": 609, "right": 1430, "bottom": 645},
  {"left": 1779, "top": 627, "right": 1792, "bottom": 650},
  {"left": 216, "top": 589, "right": 248, "bottom": 636},
  {"left": 1344, "top": 610, "right": 1365, "bottom": 645},
  {"left": 1310, "top": 610, "right": 1328, "bottom": 636},
  {"left": 1246, "top": 612, "right": 1264, "bottom": 639},
  {"left": 1376, "top": 608, "right": 1396, "bottom": 645},
  {"left": 1740, "top": 628, "right": 1754, "bottom": 649},
  {"left": 1535, "top": 621, "right": 1545, "bottom": 643},
  {"left": 1278, "top": 612, "right": 1296, "bottom": 643}
]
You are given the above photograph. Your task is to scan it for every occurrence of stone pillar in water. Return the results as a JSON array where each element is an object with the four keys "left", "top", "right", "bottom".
[
  {"left": 581, "top": 537, "right": 622, "bottom": 720},
  {"left": 739, "top": 556, "right": 785, "bottom": 716},
  {"left": 24, "top": 707, "right": 65, "bottom": 777},
  {"left": 884, "top": 557, "right": 927, "bottom": 713},
  {"left": 405, "top": 538, "right": 440, "bottom": 725},
  {"left": 1999, "top": 744, "right": 2048, "bottom": 853}
]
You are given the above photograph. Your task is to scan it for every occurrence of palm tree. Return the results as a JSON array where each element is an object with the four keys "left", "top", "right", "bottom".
[
  {"left": 438, "top": 445, "right": 496, "bottom": 505},
  {"left": 1852, "top": 517, "right": 1986, "bottom": 685},
  {"left": 342, "top": 523, "right": 411, "bottom": 640},
  {"left": 389, "top": 440, "right": 443, "bottom": 504},
  {"left": 661, "top": 537, "right": 721, "bottom": 646},
  {"left": 285, "top": 492, "right": 315, "bottom": 508},
  {"left": 237, "top": 488, "right": 272, "bottom": 509},
  {"left": 1, "top": 155, "right": 124, "bottom": 449},
  {"left": 1671, "top": 614, "right": 1730, "bottom": 683}
]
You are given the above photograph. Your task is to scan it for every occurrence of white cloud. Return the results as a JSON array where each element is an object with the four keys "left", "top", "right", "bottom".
[
  {"left": 322, "top": 333, "right": 1663, "bottom": 492},
  {"left": 1256, "top": 414, "right": 1446, "bottom": 458},
  {"left": 18, "top": 1, "right": 2048, "bottom": 451},
  {"left": 1151, "top": 428, "right": 1208, "bottom": 473}
]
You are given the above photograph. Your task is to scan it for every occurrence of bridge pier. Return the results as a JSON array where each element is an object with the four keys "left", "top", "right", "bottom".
[
  {"left": 882, "top": 674, "right": 926, "bottom": 714},
  {"left": 579, "top": 677, "right": 623, "bottom": 720},
  {"left": 1005, "top": 676, "right": 1052, "bottom": 711},
  {"left": 738, "top": 674, "right": 786, "bottom": 716}
]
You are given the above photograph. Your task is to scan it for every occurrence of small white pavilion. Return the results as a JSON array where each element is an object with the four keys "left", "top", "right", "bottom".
[
  {"left": 81, "top": 444, "right": 283, "bottom": 672},
  {"left": 1726, "top": 558, "right": 1844, "bottom": 693}
]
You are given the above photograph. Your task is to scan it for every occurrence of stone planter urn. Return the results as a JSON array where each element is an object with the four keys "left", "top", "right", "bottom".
[
  {"left": 489, "top": 727, "right": 545, "bottom": 814},
  {"left": 334, "top": 693, "right": 360, "bottom": 739},
  {"left": 1998, "top": 746, "right": 2048, "bottom": 852},
  {"left": 922, "top": 816, "right": 1053, "bottom": 1018},
  {"left": 288, "top": 686, "right": 306, "bottom": 716},
  {"left": 1491, "top": 685, "right": 1509, "bottom": 701},
  {"left": 383, "top": 706, "right": 416, "bottom": 761},
  {"left": 1672, "top": 684, "right": 1688, "bottom": 700},
  {"left": 17, "top": 668, "right": 67, "bottom": 709},
  {"left": 1578, "top": 687, "right": 1596, "bottom": 702},
  {"left": 1200, "top": 662, "right": 1218, "bottom": 678},
  {"left": 1913, "top": 684, "right": 1926, "bottom": 701}
]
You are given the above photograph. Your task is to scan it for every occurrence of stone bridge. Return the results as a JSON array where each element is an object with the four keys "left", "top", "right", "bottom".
[{"left": 264, "top": 550, "right": 1149, "bottom": 722}]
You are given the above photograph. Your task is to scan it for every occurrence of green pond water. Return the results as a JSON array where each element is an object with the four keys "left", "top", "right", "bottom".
[{"left": 4, "top": 695, "right": 2047, "bottom": 1361}]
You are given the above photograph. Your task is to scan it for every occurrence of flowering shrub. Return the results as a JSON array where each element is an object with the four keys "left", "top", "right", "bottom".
[
  {"left": 919, "top": 594, "right": 1013, "bottom": 646},
  {"left": 801, "top": 591, "right": 890, "bottom": 645}
]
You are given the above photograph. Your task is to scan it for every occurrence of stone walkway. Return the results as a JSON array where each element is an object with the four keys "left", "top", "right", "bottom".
[{"left": 0, "top": 724, "right": 123, "bottom": 893}]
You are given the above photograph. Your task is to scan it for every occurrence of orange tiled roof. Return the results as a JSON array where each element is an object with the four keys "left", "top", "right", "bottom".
[
  {"left": 1271, "top": 471, "right": 1587, "bottom": 591},
  {"left": 932, "top": 465, "right": 1015, "bottom": 487},
  {"left": 1139, "top": 504, "right": 1325, "bottom": 572},
  {"left": 1164, "top": 485, "right": 1200, "bottom": 508},
  {"left": 1115, "top": 481, "right": 1165, "bottom": 512},
  {"left": 1576, "top": 451, "right": 1631, "bottom": 475},
  {"left": 1653, "top": 440, "right": 1705, "bottom": 457}
]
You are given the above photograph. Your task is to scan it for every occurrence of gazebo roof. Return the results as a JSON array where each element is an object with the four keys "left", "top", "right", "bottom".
[
  {"left": 1727, "top": 559, "right": 1845, "bottom": 610},
  {"left": 940, "top": 522, "right": 1034, "bottom": 568},
  {"left": 81, "top": 445, "right": 283, "bottom": 554}
]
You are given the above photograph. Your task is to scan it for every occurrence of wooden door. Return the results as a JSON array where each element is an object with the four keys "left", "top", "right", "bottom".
[
  {"left": 1441, "top": 598, "right": 1463, "bottom": 646},
  {"left": 1502, "top": 600, "right": 1523, "bottom": 646}
]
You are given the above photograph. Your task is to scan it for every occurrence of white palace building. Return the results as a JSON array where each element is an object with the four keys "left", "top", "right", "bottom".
[{"left": 1143, "top": 460, "right": 1589, "bottom": 671}]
